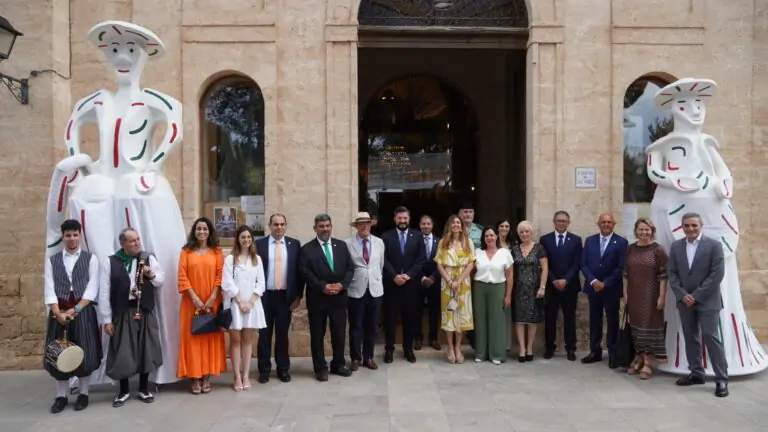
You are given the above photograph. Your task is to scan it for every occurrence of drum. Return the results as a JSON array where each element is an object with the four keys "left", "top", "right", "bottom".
[{"left": 45, "top": 338, "right": 84, "bottom": 374}]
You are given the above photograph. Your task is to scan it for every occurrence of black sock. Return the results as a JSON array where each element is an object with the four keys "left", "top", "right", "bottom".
[
  {"left": 139, "top": 373, "right": 149, "bottom": 393},
  {"left": 119, "top": 379, "right": 129, "bottom": 396}
]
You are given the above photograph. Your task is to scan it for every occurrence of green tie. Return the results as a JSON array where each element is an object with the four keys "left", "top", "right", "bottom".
[{"left": 322, "top": 242, "right": 334, "bottom": 271}]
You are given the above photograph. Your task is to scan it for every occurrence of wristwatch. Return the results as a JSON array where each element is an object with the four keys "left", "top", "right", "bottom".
[{"left": 74, "top": 305, "right": 82, "bottom": 313}]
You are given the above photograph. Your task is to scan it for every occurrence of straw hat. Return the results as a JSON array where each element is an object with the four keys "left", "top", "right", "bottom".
[{"left": 349, "top": 212, "right": 378, "bottom": 227}]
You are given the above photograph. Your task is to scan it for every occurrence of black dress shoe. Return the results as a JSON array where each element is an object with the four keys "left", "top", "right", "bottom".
[
  {"left": 581, "top": 353, "right": 603, "bottom": 364},
  {"left": 50, "top": 397, "right": 68, "bottom": 414},
  {"left": 430, "top": 341, "right": 442, "bottom": 351},
  {"left": 518, "top": 356, "right": 526, "bottom": 363},
  {"left": 405, "top": 351, "right": 417, "bottom": 363},
  {"left": 277, "top": 370, "right": 291, "bottom": 383},
  {"left": 715, "top": 382, "right": 729, "bottom": 397},
  {"left": 73, "top": 395, "right": 89, "bottom": 411},
  {"left": 543, "top": 350, "right": 554, "bottom": 360},
  {"left": 608, "top": 356, "right": 618, "bottom": 369},
  {"left": 384, "top": 350, "right": 394, "bottom": 364},
  {"left": 137, "top": 391, "right": 155, "bottom": 403},
  {"left": 315, "top": 370, "right": 329, "bottom": 382},
  {"left": 257, "top": 373, "right": 270, "bottom": 384},
  {"left": 350, "top": 360, "right": 360, "bottom": 371},
  {"left": 525, "top": 354, "right": 534, "bottom": 362},
  {"left": 330, "top": 366, "right": 352, "bottom": 377},
  {"left": 676, "top": 373, "right": 705, "bottom": 386},
  {"left": 566, "top": 350, "right": 576, "bottom": 361},
  {"left": 414, "top": 341, "right": 423, "bottom": 351}
]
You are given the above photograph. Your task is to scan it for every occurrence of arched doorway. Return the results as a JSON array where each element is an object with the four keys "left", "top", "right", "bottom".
[{"left": 360, "top": 75, "right": 479, "bottom": 233}]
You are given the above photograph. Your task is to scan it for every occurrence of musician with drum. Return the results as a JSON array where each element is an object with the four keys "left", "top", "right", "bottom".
[
  {"left": 43, "top": 219, "right": 102, "bottom": 414},
  {"left": 98, "top": 227, "right": 164, "bottom": 407}
]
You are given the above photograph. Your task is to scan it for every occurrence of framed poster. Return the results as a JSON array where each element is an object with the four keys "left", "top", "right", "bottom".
[{"left": 204, "top": 202, "right": 243, "bottom": 247}]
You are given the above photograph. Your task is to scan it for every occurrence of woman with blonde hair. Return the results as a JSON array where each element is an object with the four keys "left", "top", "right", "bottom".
[
  {"left": 623, "top": 218, "right": 668, "bottom": 379},
  {"left": 511, "top": 220, "right": 548, "bottom": 362},
  {"left": 434, "top": 214, "right": 476, "bottom": 363},
  {"left": 222, "top": 225, "right": 266, "bottom": 391}
]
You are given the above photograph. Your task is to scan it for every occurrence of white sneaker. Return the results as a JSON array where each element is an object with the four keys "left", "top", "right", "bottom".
[{"left": 492, "top": 360, "right": 502, "bottom": 365}]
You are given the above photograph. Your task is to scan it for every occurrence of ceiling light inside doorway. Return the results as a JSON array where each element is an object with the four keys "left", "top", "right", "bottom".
[{"left": 433, "top": 1, "right": 453, "bottom": 10}]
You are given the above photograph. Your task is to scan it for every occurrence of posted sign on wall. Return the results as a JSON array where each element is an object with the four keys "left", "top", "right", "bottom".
[{"left": 574, "top": 167, "right": 597, "bottom": 189}]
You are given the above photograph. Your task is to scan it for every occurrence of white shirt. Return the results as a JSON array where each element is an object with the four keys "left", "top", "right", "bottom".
[
  {"left": 473, "top": 248, "right": 514, "bottom": 284},
  {"left": 555, "top": 231, "right": 568, "bottom": 246},
  {"left": 43, "top": 249, "right": 100, "bottom": 306},
  {"left": 98, "top": 254, "right": 165, "bottom": 324},
  {"left": 686, "top": 234, "right": 702, "bottom": 268}
]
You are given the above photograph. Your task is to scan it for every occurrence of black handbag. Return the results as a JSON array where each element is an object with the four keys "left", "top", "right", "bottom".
[
  {"left": 216, "top": 302, "right": 232, "bottom": 330},
  {"left": 191, "top": 310, "right": 219, "bottom": 335},
  {"left": 616, "top": 310, "right": 635, "bottom": 368}
]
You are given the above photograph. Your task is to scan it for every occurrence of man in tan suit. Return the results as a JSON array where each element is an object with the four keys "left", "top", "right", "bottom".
[{"left": 345, "top": 212, "right": 385, "bottom": 371}]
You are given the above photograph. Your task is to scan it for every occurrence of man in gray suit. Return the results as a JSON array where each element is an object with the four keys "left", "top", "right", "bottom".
[
  {"left": 345, "top": 212, "right": 386, "bottom": 371},
  {"left": 667, "top": 212, "right": 729, "bottom": 397}
]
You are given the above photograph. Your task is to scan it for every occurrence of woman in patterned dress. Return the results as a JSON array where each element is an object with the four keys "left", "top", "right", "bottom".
[
  {"left": 435, "top": 215, "right": 476, "bottom": 364},
  {"left": 623, "top": 218, "right": 668, "bottom": 379},
  {"left": 511, "top": 220, "right": 548, "bottom": 362}
]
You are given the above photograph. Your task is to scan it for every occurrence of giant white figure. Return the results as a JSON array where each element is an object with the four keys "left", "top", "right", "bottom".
[
  {"left": 45, "top": 21, "right": 185, "bottom": 386},
  {"left": 646, "top": 77, "right": 767, "bottom": 376}
]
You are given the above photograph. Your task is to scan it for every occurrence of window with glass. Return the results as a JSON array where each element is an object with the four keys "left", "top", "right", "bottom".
[
  {"left": 201, "top": 76, "right": 266, "bottom": 241},
  {"left": 622, "top": 74, "right": 675, "bottom": 240}
]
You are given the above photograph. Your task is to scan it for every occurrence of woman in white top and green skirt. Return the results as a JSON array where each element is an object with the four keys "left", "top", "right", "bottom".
[{"left": 472, "top": 227, "right": 514, "bottom": 364}]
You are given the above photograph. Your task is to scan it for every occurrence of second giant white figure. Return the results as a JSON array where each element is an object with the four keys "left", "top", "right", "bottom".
[
  {"left": 45, "top": 21, "right": 185, "bottom": 385},
  {"left": 646, "top": 77, "right": 766, "bottom": 376}
]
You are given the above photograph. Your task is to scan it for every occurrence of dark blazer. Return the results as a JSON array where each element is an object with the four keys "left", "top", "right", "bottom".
[
  {"left": 420, "top": 234, "right": 441, "bottom": 282},
  {"left": 581, "top": 233, "right": 628, "bottom": 297},
  {"left": 540, "top": 231, "right": 583, "bottom": 292},
  {"left": 256, "top": 235, "right": 304, "bottom": 304},
  {"left": 667, "top": 235, "right": 724, "bottom": 311},
  {"left": 299, "top": 237, "right": 355, "bottom": 303},
  {"left": 381, "top": 228, "right": 427, "bottom": 284}
]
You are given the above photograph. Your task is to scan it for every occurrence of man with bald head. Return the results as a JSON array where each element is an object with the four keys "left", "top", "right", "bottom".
[{"left": 580, "top": 212, "right": 628, "bottom": 368}]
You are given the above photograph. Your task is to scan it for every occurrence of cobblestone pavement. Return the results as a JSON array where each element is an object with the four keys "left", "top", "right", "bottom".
[{"left": 2, "top": 348, "right": 767, "bottom": 431}]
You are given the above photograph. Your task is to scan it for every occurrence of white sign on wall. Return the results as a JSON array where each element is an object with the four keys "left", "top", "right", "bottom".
[{"left": 574, "top": 167, "right": 597, "bottom": 189}]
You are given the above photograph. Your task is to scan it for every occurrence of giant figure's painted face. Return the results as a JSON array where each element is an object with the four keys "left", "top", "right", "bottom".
[
  {"left": 671, "top": 96, "right": 707, "bottom": 127},
  {"left": 96, "top": 33, "right": 149, "bottom": 84}
]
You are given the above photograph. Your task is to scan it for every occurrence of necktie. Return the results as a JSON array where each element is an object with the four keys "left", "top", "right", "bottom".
[
  {"left": 425, "top": 236, "right": 431, "bottom": 258},
  {"left": 274, "top": 239, "right": 284, "bottom": 290},
  {"left": 557, "top": 234, "right": 564, "bottom": 248},
  {"left": 600, "top": 236, "right": 608, "bottom": 257},
  {"left": 362, "top": 239, "right": 369, "bottom": 264},
  {"left": 399, "top": 230, "right": 406, "bottom": 254},
  {"left": 322, "top": 242, "right": 334, "bottom": 271}
]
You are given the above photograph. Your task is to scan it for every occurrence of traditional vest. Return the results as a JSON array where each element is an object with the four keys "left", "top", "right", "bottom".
[
  {"left": 50, "top": 250, "right": 92, "bottom": 301},
  {"left": 108, "top": 252, "right": 157, "bottom": 315}
]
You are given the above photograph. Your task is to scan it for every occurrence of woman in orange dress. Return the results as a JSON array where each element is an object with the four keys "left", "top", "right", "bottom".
[{"left": 177, "top": 217, "right": 226, "bottom": 394}]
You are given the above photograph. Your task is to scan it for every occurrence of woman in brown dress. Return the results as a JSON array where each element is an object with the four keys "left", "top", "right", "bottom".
[{"left": 622, "top": 218, "right": 668, "bottom": 379}]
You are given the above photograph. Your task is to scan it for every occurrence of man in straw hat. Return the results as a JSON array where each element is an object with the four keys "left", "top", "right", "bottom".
[{"left": 345, "top": 212, "right": 386, "bottom": 371}]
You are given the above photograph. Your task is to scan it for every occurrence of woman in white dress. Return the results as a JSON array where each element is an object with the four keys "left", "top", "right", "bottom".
[{"left": 222, "top": 226, "right": 266, "bottom": 391}]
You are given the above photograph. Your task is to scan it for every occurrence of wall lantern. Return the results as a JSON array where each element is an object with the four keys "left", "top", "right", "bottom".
[{"left": 0, "top": 15, "right": 28, "bottom": 105}]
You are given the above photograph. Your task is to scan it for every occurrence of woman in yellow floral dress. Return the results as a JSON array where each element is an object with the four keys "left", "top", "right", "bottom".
[{"left": 435, "top": 215, "right": 476, "bottom": 364}]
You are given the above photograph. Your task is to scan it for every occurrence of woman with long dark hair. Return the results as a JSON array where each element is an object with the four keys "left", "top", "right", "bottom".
[
  {"left": 177, "top": 217, "right": 226, "bottom": 394},
  {"left": 222, "top": 226, "right": 266, "bottom": 391}
]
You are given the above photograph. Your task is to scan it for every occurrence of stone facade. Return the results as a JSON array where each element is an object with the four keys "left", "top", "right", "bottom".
[{"left": 1, "top": 0, "right": 767, "bottom": 369}]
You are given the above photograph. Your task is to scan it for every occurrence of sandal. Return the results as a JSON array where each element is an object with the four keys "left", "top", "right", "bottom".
[
  {"left": 627, "top": 356, "right": 644, "bottom": 375},
  {"left": 455, "top": 348, "right": 465, "bottom": 364},
  {"left": 639, "top": 365, "right": 653, "bottom": 380},
  {"left": 233, "top": 376, "right": 243, "bottom": 392},
  {"left": 190, "top": 379, "right": 202, "bottom": 395},
  {"left": 242, "top": 379, "right": 251, "bottom": 390},
  {"left": 201, "top": 376, "right": 212, "bottom": 393},
  {"left": 446, "top": 348, "right": 456, "bottom": 364}
]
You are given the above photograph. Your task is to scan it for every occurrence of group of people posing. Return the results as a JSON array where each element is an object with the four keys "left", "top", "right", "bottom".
[{"left": 42, "top": 203, "right": 729, "bottom": 414}]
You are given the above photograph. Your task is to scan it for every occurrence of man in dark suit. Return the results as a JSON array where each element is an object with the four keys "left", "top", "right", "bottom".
[
  {"left": 299, "top": 213, "right": 355, "bottom": 381},
  {"left": 415, "top": 214, "right": 441, "bottom": 351},
  {"left": 580, "top": 212, "right": 628, "bottom": 368},
  {"left": 539, "top": 210, "right": 583, "bottom": 361},
  {"left": 668, "top": 212, "right": 728, "bottom": 397},
  {"left": 255, "top": 213, "right": 303, "bottom": 384},
  {"left": 382, "top": 206, "right": 427, "bottom": 363}
]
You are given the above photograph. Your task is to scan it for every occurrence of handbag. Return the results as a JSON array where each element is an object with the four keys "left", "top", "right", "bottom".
[
  {"left": 447, "top": 291, "right": 459, "bottom": 312},
  {"left": 191, "top": 309, "right": 219, "bottom": 335},
  {"left": 216, "top": 302, "right": 233, "bottom": 330},
  {"left": 615, "top": 310, "right": 635, "bottom": 368}
]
